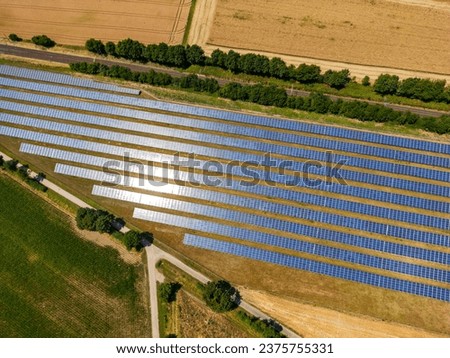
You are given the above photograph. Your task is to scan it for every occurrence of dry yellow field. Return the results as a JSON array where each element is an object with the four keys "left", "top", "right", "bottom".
[
  {"left": 0, "top": 0, "right": 191, "bottom": 45},
  {"left": 205, "top": 0, "right": 450, "bottom": 76}
]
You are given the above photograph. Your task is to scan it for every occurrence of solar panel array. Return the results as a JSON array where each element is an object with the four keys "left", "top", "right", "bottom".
[
  {"left": 0, "top": 107, "right": 449, "bottom": 201},
  {"left": 15, "top": 144, "right": 450, "bottom": 265},
  {"left": 0, "top": 67, "right": 449, "bottom": 301},
  {"left": 0, "top": 94, "right": 447, "bottom": 169},
  {"left": 182, "top": 234, "right": 450, "bottom": 301},
  {"left": 51, "top": 163, "right": 449, "bottom": 247},
  {"left": 0, "top": 65, "right": 140, "bottom": 95}
]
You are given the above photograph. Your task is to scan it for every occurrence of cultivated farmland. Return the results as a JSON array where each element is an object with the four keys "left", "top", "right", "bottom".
[
  {"left": 0, "top": 174, "right": 151, "bottom": 337},
  {"left": 0, "top": 0, "right": 191, "bottom": 45},
  {"left": 204, "top": 0, "right": 450, "bottom": 77}
]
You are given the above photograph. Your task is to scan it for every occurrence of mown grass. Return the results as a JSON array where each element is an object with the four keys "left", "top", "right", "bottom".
[{"left": 0, "top": 173, "right": 150, "bottom": 337}]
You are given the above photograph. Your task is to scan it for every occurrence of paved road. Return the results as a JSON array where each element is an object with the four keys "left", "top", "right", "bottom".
[
  {"left": 0, "top": 149, "right": 299, "bottom": 338},
  {"left": 1, "top": 44, "right": 448, "bottom": 118}
]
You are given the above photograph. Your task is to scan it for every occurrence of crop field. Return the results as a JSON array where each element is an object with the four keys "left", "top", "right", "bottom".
[
  {"left": 0, "top": 65, "right": 449, "bottom": 337},
  {"left": 0, "top": 0, "right": 191, "bottom": 45},
  {"left": 203, "top": 0, "right": 450, "bottom": 77},
  {"left": 0, "top": 173, "right": 151, "bottom": 337}
]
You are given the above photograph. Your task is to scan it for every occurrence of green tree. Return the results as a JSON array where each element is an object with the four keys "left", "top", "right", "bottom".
[
  {"left": 31, "top": 35, "right": 55, "bottom": 48},
  {"left": 203, "top": 280, "right": 240, "bottom": 313},
  {"left": 116, "top": 38, "right": 145, "bottom": 62},
  {"left": 373, "top": 74, "right": 400, "bottom": 95},
  {"left": 295, "top": 64, "right": 322, "bottom": 84},
  {"left": 123, "top": 230, "right": 141, "bottom": 250},
  {"left": 17, "top": 165, "right": 29, "bottom": 179},
  {"left": 85, "top": 38, "right": 106, "bottom": 55},
  {"left": 323, "top": 69, "right": 351, "bottom": 89},
  {"left": 105, "top": 41, "right": 117, "bottom": 57},
  {"left": 269, "top": 57, "right": 288, "bottom": 79},
  {"left": 4, "top": 159, "right": 18, "bottom": 171},
  {"left": 186, "top": 44, "right": 206, "bottom": 66},
  {"left": 362, "top": 76, "right": 371, "bottom": 86},
  {"left": 8, "top": 33, "right": 22, "bottom": 42}
]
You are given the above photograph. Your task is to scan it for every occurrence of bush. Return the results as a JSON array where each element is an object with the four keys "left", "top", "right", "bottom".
[
  {"left": 105, "top": 41, "right": 117, "bottom": 57},
  {"left": 158, "top": 282, "right": 181, "bottom": 303},
  {"left": 0, "top": 155, "right": 3, "bottom": 167},
  {"left": 237, "top": 311, "right": 286, "bottom": 338},
  {"left": 203, "top": 280, "right": 240, "bottom": 313},
  {"left": 31, "top": 35, "right": 56, "bottom": 48},
  {"left": 8, "top": 33, "right": 22, "bottom": 42},
  {"left": 17, "top": 165, "right": 29, "bottom": 179},
  {"left": 374, "top": 74, "right": 399, "bottom": 95}
]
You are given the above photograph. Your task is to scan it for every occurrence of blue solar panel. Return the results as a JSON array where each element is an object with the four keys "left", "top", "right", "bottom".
[
  {"left": 181, "top": 234, "right": 450, "bottom": 301},
  {"left": 1, "top": 110, "right": 449, "bottom": 202},
  {"left": 0, "top": 65, "right": 140, "bottom": 95},
  {"left": 2, "top": 74, "right": 448, "bottom": 158},
  {"left": 0, "top": 95, "right": 447, "bottom": 170},
  {"left": 20, "top": 144, "right": 448, "bottom": 232},
  {"left": 52, "top": 164, "right": 450, "bottom": 247}
]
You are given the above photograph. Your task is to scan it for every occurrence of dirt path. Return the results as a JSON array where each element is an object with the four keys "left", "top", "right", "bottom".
[
  {"left": 241, "top": 289, "right": 448, "bottom": 338},
  {"left": 187, "top": 0, "right": 218, "bottom": 45}
]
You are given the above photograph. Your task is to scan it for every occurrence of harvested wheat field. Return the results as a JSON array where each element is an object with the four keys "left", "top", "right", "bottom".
[
  {"left": 0, "top": 0, "right": 191, "bottom": 45},
  {"left": 241, "top": 289, "right": 447, "bottom": 338},
  {"left": 207, "top": 0, "right": 450, "bottom": 76}
]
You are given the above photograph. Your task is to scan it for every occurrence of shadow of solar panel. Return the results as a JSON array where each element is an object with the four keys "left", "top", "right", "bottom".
[{"left": 181, "top": 234, "right": 450, "bottom": 301}]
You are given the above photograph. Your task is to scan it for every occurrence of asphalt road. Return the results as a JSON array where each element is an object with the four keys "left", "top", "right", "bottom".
[{"left": 1, "top": 44, "right": 448, "bottom": 118}]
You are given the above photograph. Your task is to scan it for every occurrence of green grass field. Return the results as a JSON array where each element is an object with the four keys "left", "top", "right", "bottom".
[{"left": 0, "top": 173, "right": 150, "bottom": 337}]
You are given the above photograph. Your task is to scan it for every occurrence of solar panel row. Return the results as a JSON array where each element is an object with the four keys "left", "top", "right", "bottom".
[
  {"left": 53, "top": 163, "right": 450, "bottom": 246},
  {"left": 0, "top": 93, "right": 447, "bottom": 169},
  {"left": 20, "top": 144, "right": 449, "bottom": 226},
  {"left": 2, "top": 122, "right": 447, "bottom": 224},
  {"left": 181, "top": 234, "right": 450, "bottom": 302},
  {"left": 136, "top": 97, "right": 450, "bottom": 156},
  {"left": 92, "top": 191, "right": 450, "bottom": 282},
  {"left": 23, "top": 142, "right": 447, "bottom": 232},
  {"left": 0, "top": 65, "right": 140, "bottom": 95},
  {"left": 1, "top": 76, "right": 449, "bottom": 161},
  {"left": 1, "top": 109, "right": 449, "bottom": 202},
  {"left": 15, "top": 143, "right": 448, "bottom": 264}
]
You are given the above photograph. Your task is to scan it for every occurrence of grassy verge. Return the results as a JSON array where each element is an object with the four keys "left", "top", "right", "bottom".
[
  {"left": 182, "top": 0, "right": 198, "bottom": 45},
  {"left": 157, "top": 259, "right": 287, "bottom": 338},
  {"left": 0, "top": 173, "right": 151, "bottom": 337}
]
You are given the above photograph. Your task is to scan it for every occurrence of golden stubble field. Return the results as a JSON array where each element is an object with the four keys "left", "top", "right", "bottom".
[
  {"left": 0, "top": 0, "right": 191, "bottom": 45},
  {"left": 207, "top": 0, "right": 450, "bottom": 75}
]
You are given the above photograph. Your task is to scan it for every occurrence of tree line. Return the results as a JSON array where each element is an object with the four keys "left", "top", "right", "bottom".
[
  {"left": 70, "top": 61, "right": 450, "bottom": 134},
  {"left": 374, "top": 74, "right": 450, "bottom": 103},
  {"left": 85, "top": 38, "right": 351, "bottom": 89},
  {"left": 85, "top": 38, "right": 450, "bottom": 103},
  {"left": 0, "top": 156, "right": 48, "bottom": 192}
]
